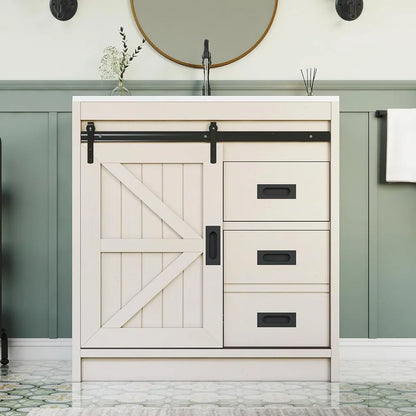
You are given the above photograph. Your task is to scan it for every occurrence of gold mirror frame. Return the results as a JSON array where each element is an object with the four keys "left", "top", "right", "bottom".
[{"left": 130, "top": 0, "right": 278, "bottom": 68}]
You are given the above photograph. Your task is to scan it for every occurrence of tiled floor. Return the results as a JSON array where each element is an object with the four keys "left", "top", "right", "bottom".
[{"left": 2, "top": 361, "right": 416, "bottom": 416}]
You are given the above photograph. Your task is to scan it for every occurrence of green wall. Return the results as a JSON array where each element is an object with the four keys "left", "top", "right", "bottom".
[
  {"left": 340, "top": 113, "right": 369, "bottom": 338},
  {"left": 1, "top": 80, "right": 416, "bottom": 338}
]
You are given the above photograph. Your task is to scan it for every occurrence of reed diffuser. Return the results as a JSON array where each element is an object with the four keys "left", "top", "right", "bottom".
[{"left": 301, "top": 68, "right": 317, "bottom": 96}]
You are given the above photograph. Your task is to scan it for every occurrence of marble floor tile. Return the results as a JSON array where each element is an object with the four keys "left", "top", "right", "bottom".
[{"left": 1, "top": 361, "right": 416, "bottom": 416}]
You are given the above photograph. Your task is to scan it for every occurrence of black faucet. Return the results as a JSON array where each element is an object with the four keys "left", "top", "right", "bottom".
[{"left": 202, "top": 39, "right": 211, "bottom": 96}]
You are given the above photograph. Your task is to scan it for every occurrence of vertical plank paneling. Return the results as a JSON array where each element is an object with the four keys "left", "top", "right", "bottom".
[
  {"left": 142, "top": 164, "right": 163, "bottom": 327},
  {"left": 339, "top": 113, "right": 369, "bottom": 338},
  {"left": 101, "top": 254, "right": 121, "bottom": 324},
  {"left": 48, "top": 112, "right": 58, "bottom": 338},
  {"left": 101, "top": 166, "right": 121, "bottom": 239},
  {"left": 122, "top": 164, "right": 142, "bottom": 328},
  {"left": 375, "top": 114, "right": 416, "bottom": 337},
  {"left": 0, "top": 113, "right": 50, "bottom": 338},
  {"left": 72, "top": 104, "right": 81, "bottom": 380},
  {"left": 368, "top": 113, "right": 379, "bottom": 338},
  {"left": 162, "top": 164, "right": 183, "bottom": 328},
  {"left": 183, "top": 164, "right": 203, "bottom": 328},
  {"left": 101, "top": 166, "right": 121, "bottom": 325},
  {"left": 57, "top": 112, "right": 72, "bottom": 338},
  {"left": 121, "top": 254, "right": 142, "bottom": 327}
]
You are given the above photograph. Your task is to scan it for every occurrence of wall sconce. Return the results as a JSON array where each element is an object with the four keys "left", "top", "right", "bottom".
[
  {"left": 50, "top": 0, "right": 78, "bottom": 21},
  {"left": 335, "top": 0, "right": 363, "bottom": 21}
]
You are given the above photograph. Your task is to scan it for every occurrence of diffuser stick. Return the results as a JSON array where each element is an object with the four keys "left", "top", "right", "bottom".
[{"left": 300, "top": 67, "right": 317, "bottom": 96}]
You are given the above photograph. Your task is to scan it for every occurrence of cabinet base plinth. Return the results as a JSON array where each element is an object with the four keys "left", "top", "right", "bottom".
[{"left": 79, "top": 357, "right": 331, "bottom": 382}]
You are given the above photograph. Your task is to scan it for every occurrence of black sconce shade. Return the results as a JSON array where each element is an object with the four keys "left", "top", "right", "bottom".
[
  {"left": 336, "top": 0, "right": 363, "bottom": 21},
  {"left": 50, "top": 0, "right": 78, "bottom": 21}
]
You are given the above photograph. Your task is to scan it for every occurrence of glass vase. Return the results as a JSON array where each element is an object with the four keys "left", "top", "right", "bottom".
[{"left": 111, "top": 80, "right": 131, "bottom": 96}]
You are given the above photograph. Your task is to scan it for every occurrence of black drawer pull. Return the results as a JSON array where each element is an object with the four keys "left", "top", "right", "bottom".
[
  {"left": 206, "top": 226, "right": 221, "bottom": 265},
  {"left": 257, "top": 312, "right": 296, "bottom": 327},
  {"left": 257, "top": 250, "right": 296, "bottom": 265},
  {"left": 257, "top": 184, "right": 296, "bottom": 199}
]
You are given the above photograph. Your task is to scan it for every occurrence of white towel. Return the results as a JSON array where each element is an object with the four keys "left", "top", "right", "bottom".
[{"left": 386, "top": 108, "right": 416, "bottom": 182}]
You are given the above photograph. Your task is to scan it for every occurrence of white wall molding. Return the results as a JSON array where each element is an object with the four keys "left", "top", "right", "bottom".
[
  {"left": 4, "top": 338, "right": 416, "bottom": 361},
  {"left": 340, "top": 338, "right": 416, "bottom": 360},
  {"left": 7, "top": 338, "right": 72, "bottom": 361}
]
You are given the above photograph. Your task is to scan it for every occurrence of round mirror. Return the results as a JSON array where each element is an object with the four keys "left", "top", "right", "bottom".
[{"left": 130, "top": 0, "right": 278, "bottom": 68}]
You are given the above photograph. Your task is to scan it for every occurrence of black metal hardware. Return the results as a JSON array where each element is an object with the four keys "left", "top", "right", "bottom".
[
  {"left": 1, "top": 331, "right": 8, "bottom": 366},
  {"left": 257, "top": 313, "right": 296, "bottom": 328},
  {"left": 0, "top": 139, "right": 8, "bottom": 366},
  {"left": 86, "top": 122, "right": 95, "bottom": 164},
  {"left": 335, "top": 0, "right": 363, "bottom": 21},
  {"left": 257, "top": 250, "right": 296, "bottom": 266},
  {"left": 375, "top": 110, "right": 387, "bottom": 118},
  {"left": 50, "top": 0, "right": 78, "bottom": 21},
  {"left": 257, "top": 184, "right": 296, "bottom": 199},
  {"left": 80, "top": 130, "right": 330, "bottom": 143},
  {"left": 206, "top": 226, "right": 221, "bottom": 265},
  {"left": 202, "top": 39, "right": 212, "bottom": 96},
  {"left": 209, "top": 122, "right": 217, "bottom": 163},
  {"left": 81, "top": 124, "right": 330, "bottom": 164}
]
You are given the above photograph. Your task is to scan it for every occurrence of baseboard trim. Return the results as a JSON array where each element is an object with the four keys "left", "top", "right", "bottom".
[
  {"left": 340, "top": 338, "right": 416, "bottom": 360},
  {"left": 4, "top": 338, "right": 416, "bottom": 361},
  {"left": 7, "top": 338, "right": 72, "bottom": 361}
]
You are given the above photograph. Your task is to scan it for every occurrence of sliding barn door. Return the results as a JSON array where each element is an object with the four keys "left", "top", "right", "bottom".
[{"left": 79, "top": 142, "right": 223, "bottom": 348}]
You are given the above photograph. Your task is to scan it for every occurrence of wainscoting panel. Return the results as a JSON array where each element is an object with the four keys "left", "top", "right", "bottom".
[
  {"left": 339, "top": 113, "right": 369, "bottom": 338},
  {"left": 57, "top": 113, "right": 72, "bottom": 338},
  {"left": 1, "top": 80, "right": 416, "bottom": 338},
  {"left": 0, "top": 112, "right": 50, "bottom": 337},
  {"left": 371, "top": 116, "right": 416, "bottom": 337}
]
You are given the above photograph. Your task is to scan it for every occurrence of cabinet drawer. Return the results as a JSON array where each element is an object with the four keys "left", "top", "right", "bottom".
[
  {"left": 224, "top": 231, "right": 329, "bottom": 284},
  {"left": 224, "top": 162, "right": 329, "bottom": 221},
  {"left": 224, "top": 293, "right": 329, "bottom": 347}
]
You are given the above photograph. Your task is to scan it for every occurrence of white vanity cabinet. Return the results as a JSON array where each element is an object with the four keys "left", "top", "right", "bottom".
[{"left": 72, "top": 96, "right": 339, "bottom": 382}]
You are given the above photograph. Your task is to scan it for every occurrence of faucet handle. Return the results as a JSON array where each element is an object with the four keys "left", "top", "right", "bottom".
[
  {"left": 202, "top": 39, "right": 211, "bottom": 63},
  {"left": 202, "top": 39, "right": 212, "bottom": 96}
]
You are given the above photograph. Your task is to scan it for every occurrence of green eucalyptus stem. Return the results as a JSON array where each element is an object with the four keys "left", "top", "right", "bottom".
[{"left": 118, "top": 26, "right": 145, "bottom": 84}]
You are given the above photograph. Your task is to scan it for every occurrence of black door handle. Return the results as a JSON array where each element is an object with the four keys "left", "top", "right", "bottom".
[
  {"left": 257, "top": 184, "right": 296, "bottom": 199},
  {"left": 257, "top": 250, "right": 296, "bottom": 265},
  {"left": 206, "top": 226, "right": 220, "bottom": 265},
  {"left": 257, "top": 313, "right": 297, "bottom": 327}
]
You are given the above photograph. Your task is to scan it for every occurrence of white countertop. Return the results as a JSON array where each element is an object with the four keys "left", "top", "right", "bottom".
[{"left": 73, "top": 95, "right": 338, "bottom": 103}]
